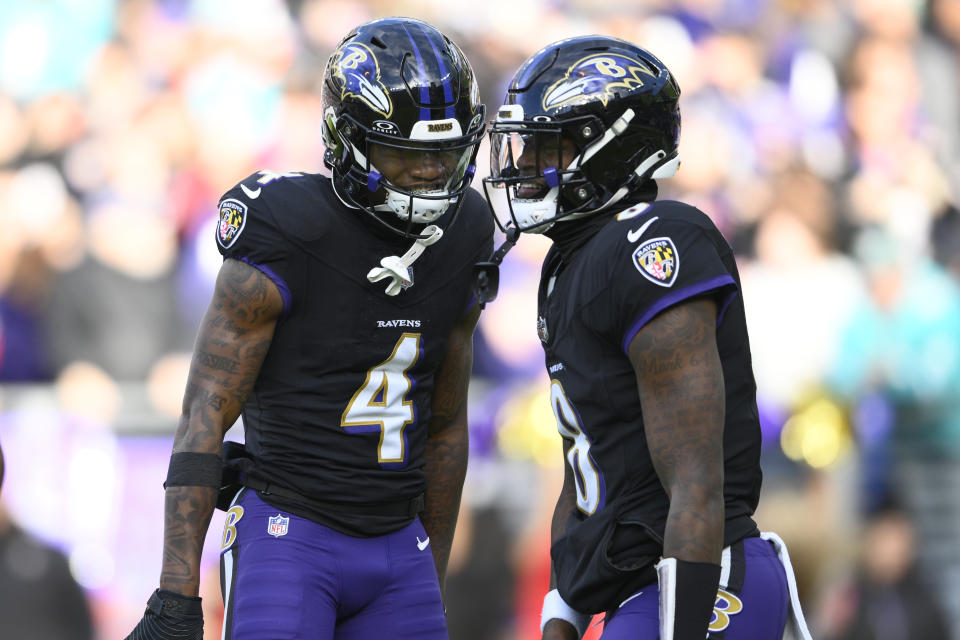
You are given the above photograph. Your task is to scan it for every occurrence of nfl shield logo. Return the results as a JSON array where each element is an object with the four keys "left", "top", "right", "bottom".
[
  {"left": 267, "top": 514, "right": 290, "bottom": 538},
  {"left": 632, "top": 237, "right": 679, "bottom": 287}
]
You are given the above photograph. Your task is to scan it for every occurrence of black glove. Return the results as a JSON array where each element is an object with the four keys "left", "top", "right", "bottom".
[{"left": 125, "top": 589, "right": 204, "bottom": 640}]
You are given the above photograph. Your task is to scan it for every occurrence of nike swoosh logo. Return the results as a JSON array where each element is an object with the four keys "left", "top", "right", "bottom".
[
  {"left": 416, "top": 536, "right": 430, "bottom": 551},
  {"left": 627, "top": 216, "right": 659, "bottom": 243},
  {"left": 241, "top": 183, "right": 261, "bottom": 199}
]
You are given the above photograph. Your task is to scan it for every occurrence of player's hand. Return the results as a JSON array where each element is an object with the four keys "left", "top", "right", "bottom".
[
  {"left": 542, "top": 617, "right": 580, "bottom": 640},
  {"left": 124, "top": 589, "right": 204, "bottom": 640}
]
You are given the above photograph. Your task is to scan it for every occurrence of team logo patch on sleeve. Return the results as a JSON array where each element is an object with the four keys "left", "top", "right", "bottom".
[
  {"left": 632, "top": 237, "right": 679, "bottom": 287},
  {"left": 217, "top": 198, "right": 247, "bottom": 249}
]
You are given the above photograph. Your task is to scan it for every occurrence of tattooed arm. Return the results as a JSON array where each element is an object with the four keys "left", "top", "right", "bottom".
[
  {"left": 160, "top": 258, "right": 283, "bottom": 596},
  {"left": 628, "top": 296, "right": 724, "bottom": 564},
  {"left": 422, "top": 303, "right": 480, "bottom": 597}
]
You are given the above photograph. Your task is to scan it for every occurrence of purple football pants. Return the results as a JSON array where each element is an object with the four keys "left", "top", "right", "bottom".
[
  {"left": 219, "top": 489, "right": 447, "bottom": 639},
  {"left": 601, "top": 536, "right": 789, "bottom": 639}
]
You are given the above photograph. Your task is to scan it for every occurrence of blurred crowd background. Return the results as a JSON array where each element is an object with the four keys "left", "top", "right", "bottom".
[{"left": 0, "top": 0, "right": 959, "bottom": 638}]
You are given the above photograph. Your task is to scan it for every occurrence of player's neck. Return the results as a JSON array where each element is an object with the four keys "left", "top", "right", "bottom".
[
  {"left": 545, "top": 211, "right": 616, "bottom": 261},
  {"left": 545, "top": 182, "right": 659, "bottom": 260},
  {"left": 358, "top": 210, "right": 428, "bottom": 246}
]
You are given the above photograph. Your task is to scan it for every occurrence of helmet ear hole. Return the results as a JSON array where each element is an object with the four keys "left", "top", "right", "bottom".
[
  {"left": 561, "top": 182, "right": 596, "bottom": 207},
  {"left": 578, "top": 124, "right": 599, "bottom": 143},
  {"left": 578, "top": 183, "right": 596, "bottom": 202}
]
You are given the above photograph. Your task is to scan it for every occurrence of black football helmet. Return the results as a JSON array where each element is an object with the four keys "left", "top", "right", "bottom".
[
  {"left": 321, "top": 17, "right": 485, "bottom": 237},
  {"left": 483, "top": 36, "right": 681, "bottom": 234}
]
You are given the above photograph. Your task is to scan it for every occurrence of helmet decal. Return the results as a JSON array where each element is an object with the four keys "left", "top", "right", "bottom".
[
  {"left": 372, "top": 119, "right": 401, "bottom": 136},
  {"left": 542, "top": 53, "right": 656, "bottom": 111},
  {"left": 333, "top": 42, "right": 393, "bottom": 117},
  {"left": 468, "top": 112, "right": 483, "bottom": 132}
]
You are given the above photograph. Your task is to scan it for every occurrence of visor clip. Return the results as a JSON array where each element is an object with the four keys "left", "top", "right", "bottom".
[{"left": 543, "top": 167, "right": 560, "bottom": 189}]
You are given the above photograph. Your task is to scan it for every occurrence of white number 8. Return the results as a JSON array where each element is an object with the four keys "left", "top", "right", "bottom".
[
  {"left": 591, "top": 57, "right": 626, "bottom": 77},
  {"left": 550, "top": 379, "right": 602, "bottom": 515}
]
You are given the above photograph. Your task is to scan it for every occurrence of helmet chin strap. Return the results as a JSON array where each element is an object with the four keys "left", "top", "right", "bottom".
[
  {"left": 539, "top": 108, "right": 638, "bottom": 225},
  {"left": 569, "top": 108, "right": 636, "bottom": 171},
  {"left": 509, "top": 109, "right": 674, "bottom": 232},
  {"left": 367, "top": 225, "right": 444, "bottom": 295},
  {"left": 559, "top": 105, "right": 677, "bottom": 221},
  {"left": 569, "top": 147, "right": 676, "bottom": 217}
]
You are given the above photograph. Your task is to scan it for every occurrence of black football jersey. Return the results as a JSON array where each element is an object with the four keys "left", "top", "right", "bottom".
[
  {"left": 215, "top": 170, "right": 493, "bottom": 536},
  {"left": 539, "top": 200, "right": 762, "bottom": 547}
]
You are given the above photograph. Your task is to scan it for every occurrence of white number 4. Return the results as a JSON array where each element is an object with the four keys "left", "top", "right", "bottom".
[{"left": 341, "top": 333, "right": 421, "bottom": 463}]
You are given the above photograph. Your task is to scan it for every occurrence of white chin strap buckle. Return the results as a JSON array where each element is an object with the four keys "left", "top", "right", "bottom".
[{"left": 367, "top": 225, "right": 443, "bottom": 295}]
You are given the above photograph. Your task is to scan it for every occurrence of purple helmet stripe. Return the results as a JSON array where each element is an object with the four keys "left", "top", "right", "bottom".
[
  {"left": 418, "top": 23, "right": 455, "bottom": 119},
  {"left": 401, "top": 23, "right": 431, "bottom": 121}
]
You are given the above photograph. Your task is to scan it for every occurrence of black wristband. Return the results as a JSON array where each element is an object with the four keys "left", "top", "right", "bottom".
[
  {"left": 125, "top": 589, "right": 204, "bottom": 640},
  {"left": 658, "top": 558, "right": 721, "bottom": 640},
  {"left": 164, "top": 452, "right": 222, "bottom": 489},
  {"left": 150, "top": 589, "right": 204, "bottom": 618}
]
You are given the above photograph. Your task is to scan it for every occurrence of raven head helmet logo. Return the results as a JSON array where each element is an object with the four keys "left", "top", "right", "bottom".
[
  {"left": 542, "top": 53, "right": 656, "bottom": 111},
  {"left": 333, "top": 42, "right": 393, "bottom": 117}
]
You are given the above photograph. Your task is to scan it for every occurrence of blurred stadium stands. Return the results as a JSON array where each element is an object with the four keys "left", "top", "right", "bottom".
[{"left": 1, "top": 0, "right": 959, "bottom": 638}]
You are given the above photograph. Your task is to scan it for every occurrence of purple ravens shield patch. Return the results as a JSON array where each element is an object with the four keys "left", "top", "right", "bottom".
[
  {"left": 632, "top": 237, "right": 679, "bottom": 287},
  {"left": 217, "top": 198, "right": 247, "bottom": 249}
]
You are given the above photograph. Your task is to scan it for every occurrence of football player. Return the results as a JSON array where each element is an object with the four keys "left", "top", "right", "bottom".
[
  {"left": 482, "top": 37, "right": 813, "bottom": 640},
  {"left": 125, "top": 17, "right": 492, "bottom": 640}
]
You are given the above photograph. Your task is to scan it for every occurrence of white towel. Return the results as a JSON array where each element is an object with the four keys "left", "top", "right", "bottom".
[{"left": 760, "top": 531, "right": 814, "bottom": 640}]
